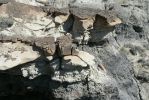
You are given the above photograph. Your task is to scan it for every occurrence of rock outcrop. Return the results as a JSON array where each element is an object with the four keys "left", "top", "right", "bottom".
[{"left": 0, "top": 0, "right": 148, "bottom": 100}]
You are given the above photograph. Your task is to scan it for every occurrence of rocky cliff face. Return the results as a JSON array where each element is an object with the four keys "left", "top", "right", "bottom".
[{"left": 0, "top": 0, "right": 148, "bottom": 100}]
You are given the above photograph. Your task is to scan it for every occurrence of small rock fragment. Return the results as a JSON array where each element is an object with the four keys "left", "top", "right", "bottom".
[
  {"left": 55, "top": 14, "right": 69, "bottom": 24},
  {"left": 107, "top": 17, "right": 122, "bottom": 26}
]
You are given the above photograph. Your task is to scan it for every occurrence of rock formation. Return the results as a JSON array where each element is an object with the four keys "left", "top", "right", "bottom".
[{"left": 0, "top": 0, "right": 148, "bottom": 100}]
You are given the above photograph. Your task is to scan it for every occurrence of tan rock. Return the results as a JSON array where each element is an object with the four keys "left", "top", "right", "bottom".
[
  {"left": 7, "top": 1, "right": 46, "bottom": 20},
  {"left": 24, "top": 17, "right": 55, "bottom": 31},
  {"left": 57, "top": 35, "right": 72, "bottom": 56},
  {"left": 107, "top": 17, "right": 122, "bottom": 26},
  {"left": 78, "top": 51, "right": 95, "bottom": 66},
  {"left": 81, "top": 17, "right": 94, "bottom": 30},
  {"left": 63, "top": 56, "right": 87, "bottom": 67},
  {"left": 0, "top": 4, "right": 8, "bottom": 17},
  {"left": 0, "top": 42, "right": 40, "bottom": 70},
  {"left": 72, "top": 16, "right": 94, "bottom": 44},
  {"left": 73, "top": 16, "right": 94, "bottom": 34},
  {"left": 55, "top": 14, "right": 69, "bottom": 24},
  {"left": 35, "top": 36, "right": 56, "bottom": 55}
]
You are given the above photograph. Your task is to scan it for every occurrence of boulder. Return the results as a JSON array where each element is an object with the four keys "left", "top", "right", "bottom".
[
  {"left": 35, "top": 36, "right": 56, "bottom": 55},
  {"left": 0, "top": 42, "right": 40, "bottom": 70},
  {"left": 57, "top": 35, "right": 78, "bottom": 56}
]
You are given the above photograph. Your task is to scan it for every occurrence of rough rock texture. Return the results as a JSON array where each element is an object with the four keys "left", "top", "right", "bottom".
[
  {"left": 0, "top": 0, "right": 148, "bottom": 100},
  {"left": 0, "top": 42, "right": 40, "bottom": 70}
]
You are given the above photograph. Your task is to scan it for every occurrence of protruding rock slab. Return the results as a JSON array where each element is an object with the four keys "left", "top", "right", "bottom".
[
  {"left": 54, "top": 14, "right": 69, "bottom": 24},
  {"left": 6, "top": 1, "right": 46, "bottom": 20},
  {"left": 57, "top": 35, "right": 78, "bottom": 56},
  {"left": 0, "top": 35, "right": 56, "bottom": 56},
  {"left": 72, "top": 16, "right": 94, "bottom": 44},
  {"left": 35, "top": 36, "right": 56, "bottom": 55},
  {"left": 0, "top": 42, "right": 40, "bottom": 70}
]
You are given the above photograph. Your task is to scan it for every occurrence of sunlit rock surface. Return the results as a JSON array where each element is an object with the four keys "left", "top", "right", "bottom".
[{"left": 0, "top": 0, "right": 148, "bottom": 100}]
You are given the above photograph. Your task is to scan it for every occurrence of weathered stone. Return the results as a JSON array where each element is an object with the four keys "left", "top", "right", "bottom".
[
  {"left": 21, "top": 60, "right": 50, "bottom": 79},
  {"left": 51, "top": 58, "right": 90, "bottom": 83},
  {"left": 0, "top": 42, "right": 40, "bottom": 70},
  {"left": 0, "top": 0, "right": 148, "bottom": 100},
  {"left": 73, "top": 16, "right": 94, "bottom": 32},
  {"left": 15, "top": 0, "right": 43, "bottom": 6},
  {"left": 63, "top": 56, "right": 87, "bottom": 68},
  {"left": 0, "top": 4, "right": 8, "bottom": 17},
  {"left": 55, "top": 14, "right": 69, "bottom": 24},
  {"left": 48, "top": 0, "right": 70, "bottom": 9},
  {"left": 7, "top": 1, "right": 46, "bottom": 20},
  {"left": 140, "top": 83, "right": 149, "bottom": 100},
  {"left": 77, "top": 51, "right": 95, "bottom": 67},
  {"left": 24, "top": 16, "right": 54, "bottom": 31},
  {"left": 107, "top": 17, "right": 122, "bottom": 26},
  {"left": 0, "top": 0, "right": 10, "bottom": 4},
  {"left": 57, "top": 35, "right": 75, "bottom": 56},
  {"left": 0, "top": 17, "right": 13, "bottom": 29},
  {"left": 1, "top": 35, "right": 17, "bottom": 42},
  {"left": 36, "top": 0, "right": 49, "bottom": 4},
  {"left": 35, "top": 36, "right": 55, "bottom": 55}
]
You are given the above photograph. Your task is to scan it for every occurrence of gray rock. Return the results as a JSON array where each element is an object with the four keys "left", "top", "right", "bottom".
[
  {"left": 0, "top": 0, "right": 148, "bottom": 100},
  {"left": 21, "top": 60, "right": 50, "bottom": 79},
  {"left": 0, "top": 0, "right": 10, "bottom": 4},
  {"left": 0, "top": 17, "right": 13, "bottom": 30},
  {"left": 140, "top": 83, "right": 149, "bottom": 100}
]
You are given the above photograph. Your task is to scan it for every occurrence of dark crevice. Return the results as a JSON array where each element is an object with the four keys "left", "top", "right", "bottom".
[
  {"left": 55, "top": 42, "right": 63, "bottom": 70},
  {"left": 136, "top": 76, "right": 149, "bottom": 83},
  {"left": 114, "top": 36, "right": 120, "bottom": 46},
  {"left": 85, "top": 75, "right": 91, "bottom": 98},
  {"left": 137, "top": 81, "right": 144, "bottom": 100},
  {"left": 133, "top": 25, "right": 143, "bottom": 33},
  {"left": 88, "top": 39, "right": 109, "bottom": 47},
  {"left": 63, "top": 14, "right": 74, "bottom": 33},
  {"left": 0, "top": 74, "right": 55, "bottom": 100},
  {"left": 129, "top": 49, "right": 137, "bottom": 55},
  {"left": 130, "top": 64, "right": 144, "bottom": 100}
]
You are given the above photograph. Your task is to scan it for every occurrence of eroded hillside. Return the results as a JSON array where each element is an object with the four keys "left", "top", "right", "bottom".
[{"left": 0, "top": 0, "right": 148, "bottom": 100}]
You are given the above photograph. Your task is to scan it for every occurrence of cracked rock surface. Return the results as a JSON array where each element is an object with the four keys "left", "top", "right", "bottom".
[{"left": 0, "top": 0, "right": 148, "bottom": 100}]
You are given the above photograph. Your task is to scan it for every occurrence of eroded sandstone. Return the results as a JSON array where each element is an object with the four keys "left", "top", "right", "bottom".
[
  {"left": 0, "top": 0, "right": 148, "bottom": 100},
  {"left": 0, "top": 42, "right": 40, "bottom": 70}
]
